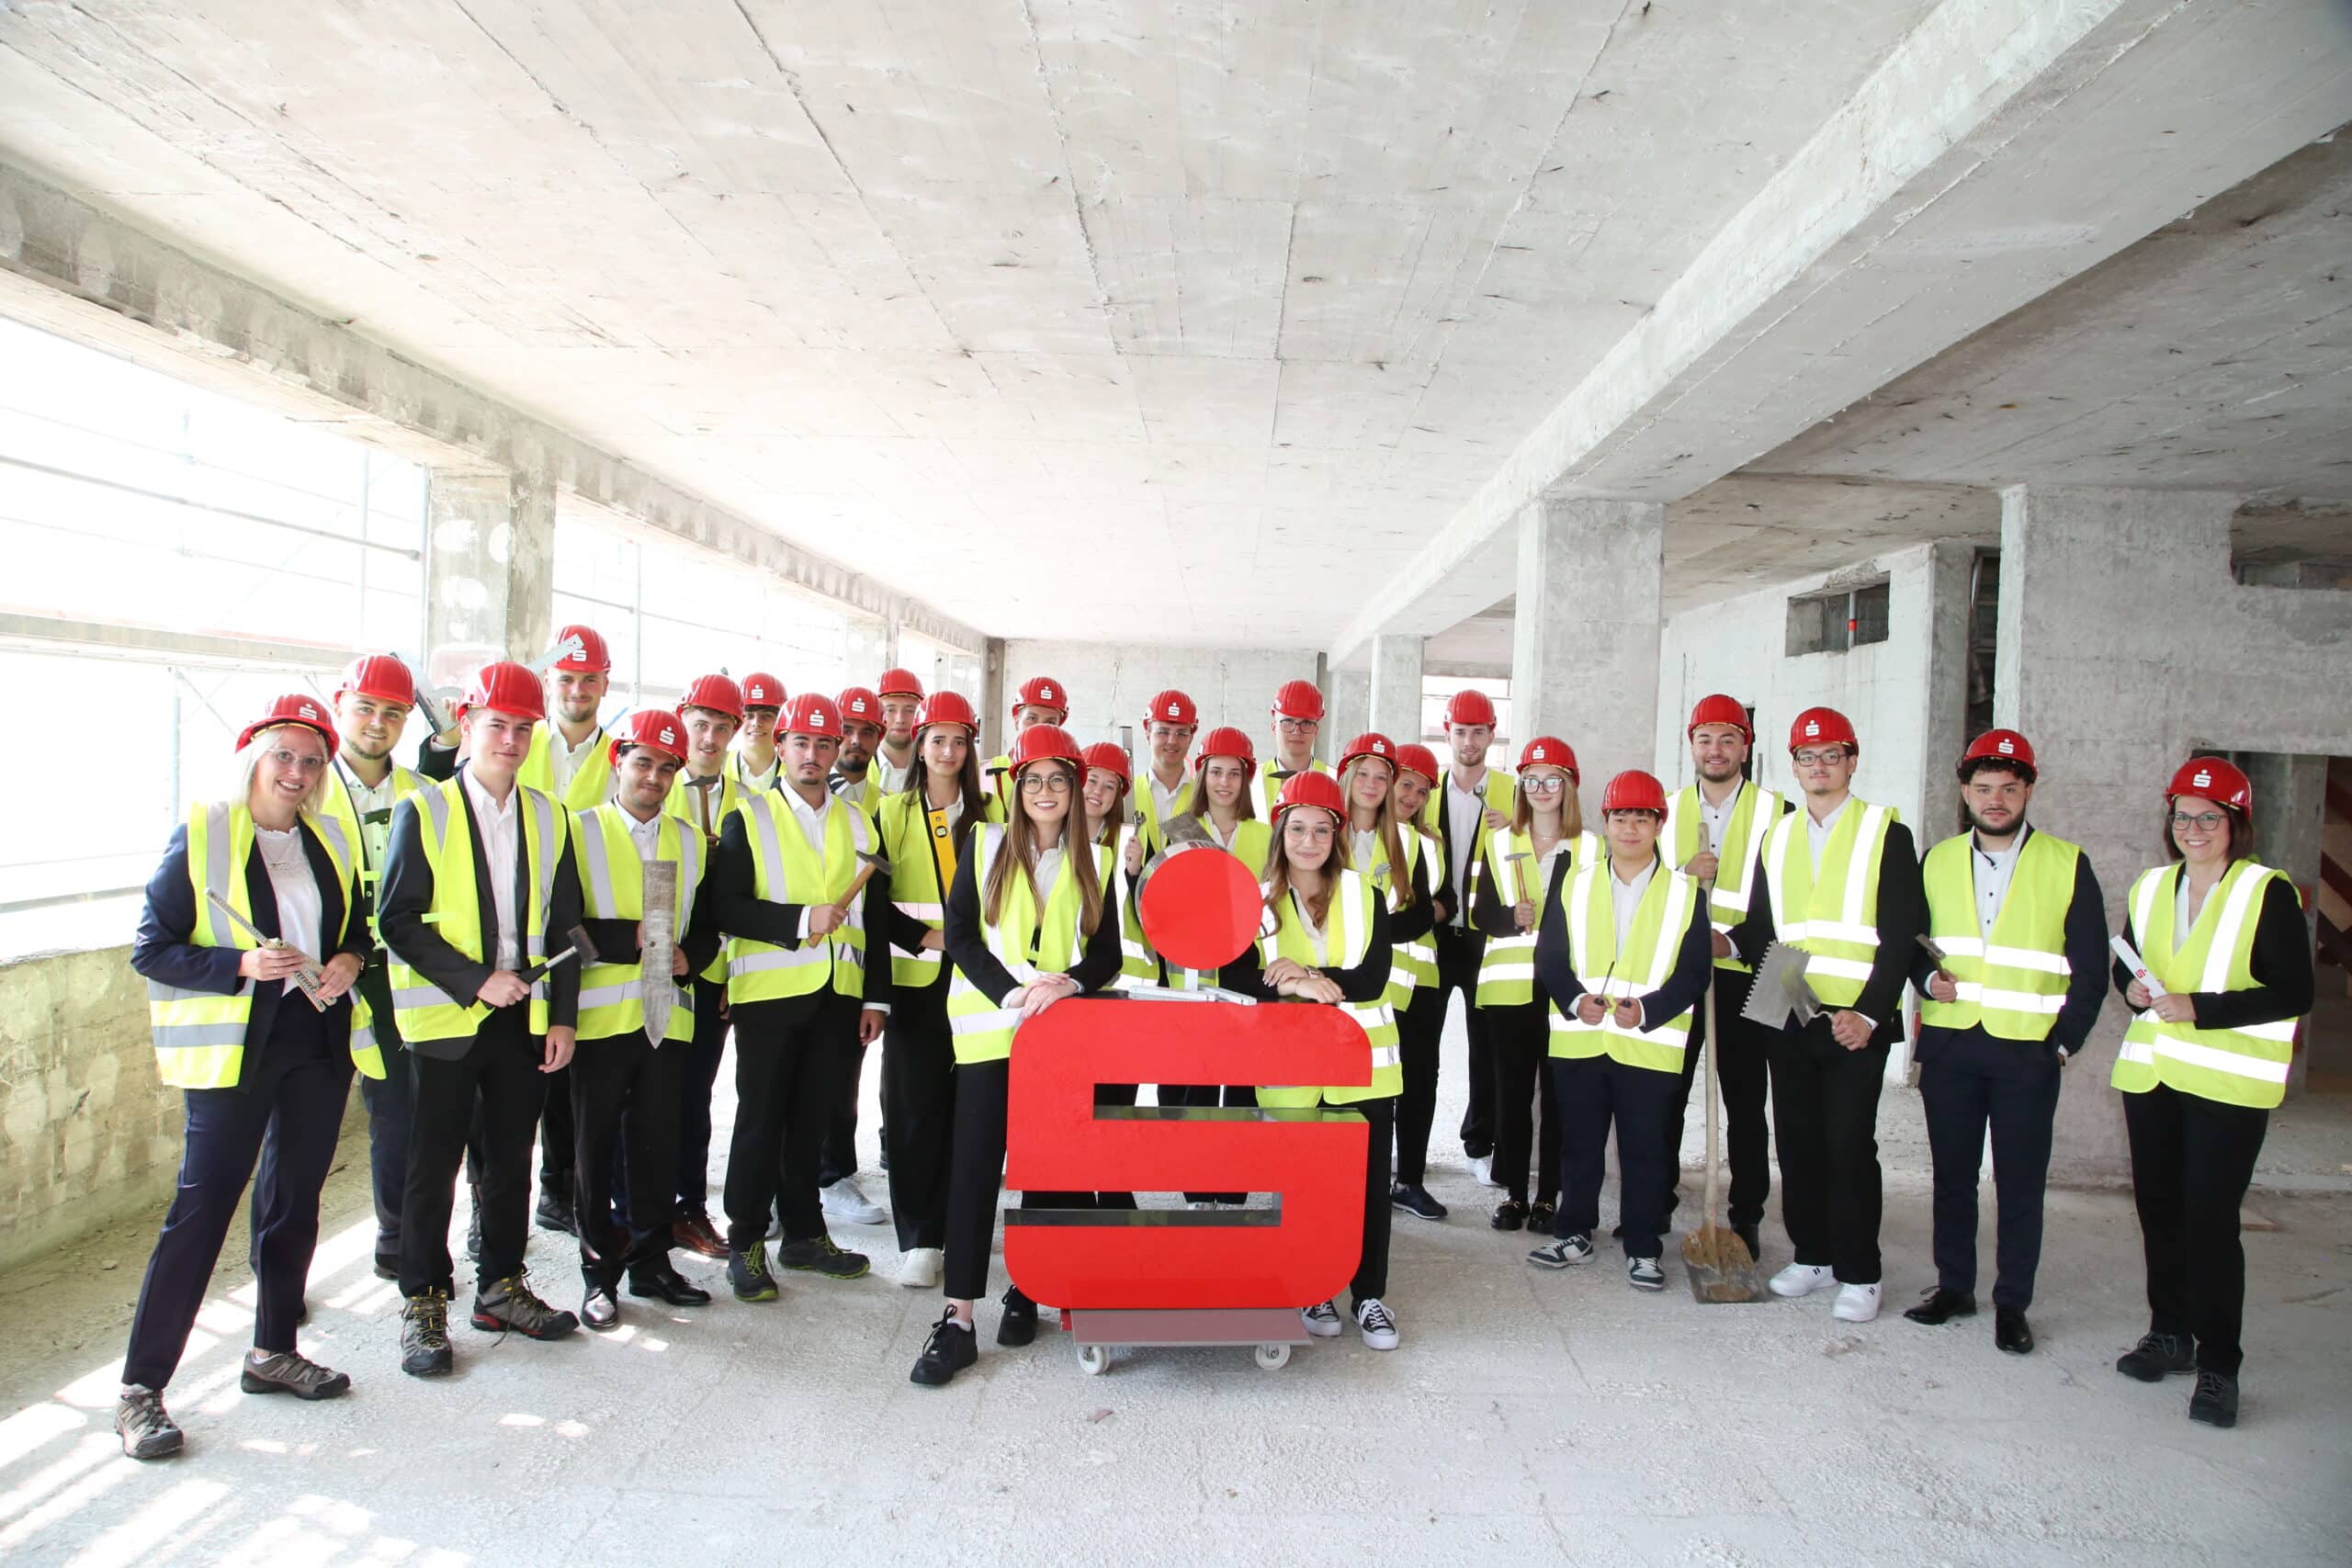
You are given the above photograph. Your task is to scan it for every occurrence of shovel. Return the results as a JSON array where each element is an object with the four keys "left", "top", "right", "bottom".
[{"left": 1681, "top": 978, "right": 1764, "bottom": 1303}]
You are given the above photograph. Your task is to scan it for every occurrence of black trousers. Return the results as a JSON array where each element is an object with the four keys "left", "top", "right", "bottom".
[
  {"left": 350, "top": 962, "right": 412, "bottom": 1258},
  {"left": 1325, "top": 1094, "right": 1394, "bottom": 1305},
  {"left": 123, "top": 1044, "right": 353, "bottom": 1391},
  {"left": 1768, "top": 1019, "right": 1889, "bottom": 1284},
  {"left": 399, "top": 1009, "right": 548, "bottom": 1296},
  {"left": 1661, "top": 968, "right": 1773, "bottom": 1228},
  {"left": 1489, "top": 999, "right": 1559, "bottom": 1204},
  {"left": 817, "top": 1033, "right": 869, "bottom": 1189},
  {"left": 1434, "top": 927, "right": 1496, "bottom": 1156},
  {"left": 674, "top": 974, "right": 729, "bottom": 1215},
  {"left": 2123, "top": 1081, "right": 2270, "bottom": 1375},
  {"left": 571, "top": 1029, "right": 684, "bottom": 1286},
  {"left": 723, "top": 991, "right": 856, "bottom": 1251},
  {"left": 1161, "top": 1082, "right": 1256, "bottom": 1204},
  {"left": 883, "top": 982, "right": 957, "bottom": 1251},
  {"left": 1553, "top": 1053, "right": 1676, "bottom": 1259},
  {"left": 1391, "top": 982, "right": 1445, "bottom": 1187},
  {"left": 1918, "top": 1025, "right": 2061, "bottom": 1308}
]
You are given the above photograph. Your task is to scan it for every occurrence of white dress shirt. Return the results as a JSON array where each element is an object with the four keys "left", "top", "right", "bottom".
[
  {"left": 625, "top": 807, "right": 665, "bottom": 861},
  {"left": 1971, "top": 829, "right": 2025, "bottom": 941},
  {"left": 549, "top": 725, "right": 601, "bottom": 799},
  {"left": 734, "top": 753, "right": 779, "bottom": 795},
  {"left": 1696, "top": 784, "right": 1737, "bottom": 856},
  {"left": 1609, "top": 857, "right": 1657, "bottom": 953},
  {"left": 1148, "top": 771, "right": 1188, "bottom": 824},
  {"left": 336, "top": 761, "right": 398, "bottom": 874},
  {"left": 1804, "top": 795, "right": 1851, "bottom": 873},
  {"left": 875, "top": 753, "right": 915, "bottom": 795},
  {"left": 254, "top": 824, "right": 322, "bottom": 960},
  {"left": 460, "top": 769, "right": 524, "bottom": 970},
  {"left": 1445, "top": 769, "right": 1488, "bottom": 927}
]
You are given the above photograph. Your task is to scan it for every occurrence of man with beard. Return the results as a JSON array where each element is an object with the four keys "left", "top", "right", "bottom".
[
  {"left": 872, "top": 670, "right": 925, "bottom": 796},
  {"left": 831, "top": 686, "right": 888, "bottom": 818},
  {"left": 1904, "top": 729, "right": 2106, "bottom": 1355},
  {"left": 518, "top": 626, "right": 617, "bottom": 811}
]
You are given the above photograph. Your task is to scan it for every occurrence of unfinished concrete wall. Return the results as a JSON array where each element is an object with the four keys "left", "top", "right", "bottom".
[{"left": 1001, "top": 641, "right": 1318, "bottom": 756}]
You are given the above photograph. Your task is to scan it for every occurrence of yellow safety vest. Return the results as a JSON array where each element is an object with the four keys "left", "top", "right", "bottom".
[
  {"left": 1253, "top": 870, "right": 1400, "bottom": 1107},
  {"left": 1758, "top": 799, "right": 1897, "bottom": 1010},
  {"left": 317, "top": 758, "right": 424, "bottom": 945},
  {"left": 1665, "top": 781, "right": 1785, "bottom": 974},
  {"left": 1135, "top": 771, "right": 1195, "bottom": 858},
  {"left": 945, "top": 827, "right": 1097, "bottom": 1064},
  {"left": 146, "top": 802, "right": 383, "bottom": 1088},
  {"left": 571, "top": 805, "right": 703, "bottom": 1044},
  {"left": 1357, "top": 823, "right": 1432, "bottom": 1008},
  {"left": 1251, "top": 757, "right": 1332, "bottom": 823},
  {"left": 1476, "top": 828, "right": 1598, "bottom": 1006},
  {"left": 1418, "top": 767, "right": 1517, "bottom": 837},
  {"left": 387, "top": 777, "right": 568, "bottom": 1041},
  {"left": 2113, "top": 861, "right": 2301, "bottom": 1111},
  {"left": 1917, "top": 830, "right": 2078, "bottom": 1041},
  {"left": 876, "top": 789, "right": 959, "bottom": 991},
  {"left": 727, "top": 789, "right": 872, "bottom": 1005},
  {"left": 1546, "top": 859, "right": 1701, "bottom": 1072},
  {"left": 520, "top": 724, "right": 616, "bottom": 811}
]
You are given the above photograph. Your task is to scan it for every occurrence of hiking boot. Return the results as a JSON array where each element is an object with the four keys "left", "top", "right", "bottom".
[
  {"left": 240, "top": 1349, "right": 352, "bottom": 1400},
  {"left": 401, "top": 1290, "right": 454, "bottom": 1377},
  {"left": 115, "top": 1384, "right": 183, "bottom": 1460},
  {"left": 2188, "top": 1368, "right": 2239, "bottom": 1428},
  {"left": 2117, "top": 1332, "right": 2195, "bottom": 1382},
  {"left": 471, "top": 1271, "right": 579, "bottom": 1339}
]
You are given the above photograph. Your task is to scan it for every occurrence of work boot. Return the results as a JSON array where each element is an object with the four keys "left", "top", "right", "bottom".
[
  {"left": 729, "top": 1245, "right": 780, "bottom": 1303},
  {"left": 401, "top": 1290, "right": 454, "bottom": 1377},
  {"left": 2117, "top": 1332, "right": 2195, "bottom": 1382},
  {"left": 115, "top": 1384, "right": 183, "bottom": 1460},
  {"left": 777, "top": 1235, "right": 869, "bottom": 1280},
  {"left": 2188, "top": 1369, "right": 2239, "bottom": 1428},
  {"left": 471, "top": 1271, "right": 579, "bottom": 1339},
  {"left": 996, "top": 1285, "right": 1040, "bottom": 1347},
  {"left": 240, "top": 1349, "right": 352, "bottom": 1400},
  {"left": 535, "top": 1173, "right": 577, "bottom": 1235}
]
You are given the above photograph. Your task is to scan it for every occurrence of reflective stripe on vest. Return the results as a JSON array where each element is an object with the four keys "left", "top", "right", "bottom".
[
  {"left": 520, "top": 724, "right": 616, "bottom": 810},
  {"left": 572, "top": 805, "right": 702, "bottom": 1043},
  {"left": 1476, "top": 829, "right": 1597, "bottom": 1006},
  {"left": 1666, "top": 782, "right": 1783, "bottom": 974},
  {"left": 1252, "top": 758, "right": 1332, "bottom": 823},
  {"left": 1546, "top": 860, "right": 1698, "bottom": 1072},
  {"left": 728, "top": 790, "right": 870, "bottom": 1004},
  {"left": 386, "top": 779, "right": 564, "bottom": 1041},
  {"left": 1253, "top": 868, "right": 1400, "bottom": 1106},
  {"left": 877, "top": 789, "right": 957, "bottom": 990},
  {"left": 1362, "top": 822, "right": 1431, "bottom": 1007},
  {"left": 2112, "top": 861, "right": 2299, "bottom": 1110},
  {"left": 1916, "top": 830, "right": 2077, "bottom": 1041},
  {"left": 945, "top": 826, "right": 1093, "bottom": 1064},
  {"left": 1760, "top": 801, "right": 1893, "bottom": 1008}
]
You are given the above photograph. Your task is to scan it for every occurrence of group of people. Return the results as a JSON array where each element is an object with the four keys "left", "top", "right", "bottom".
[{"left": 115, "top": 635, "right": 2310, "bottom": 1456}]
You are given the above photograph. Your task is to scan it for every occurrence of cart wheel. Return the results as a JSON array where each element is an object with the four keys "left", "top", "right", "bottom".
[
  {"left": 1077, "top": 1343, "right": 1112, "bottom": 1376},
  {"left": 1253, "top": 1343, "right": 1290, "bottom": 1371}
]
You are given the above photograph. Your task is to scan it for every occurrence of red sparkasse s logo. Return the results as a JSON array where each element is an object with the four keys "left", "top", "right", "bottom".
[
  {"left": 1804, "top": 720, "right": 1820, "bottom": 738},
  {"left": 1997, "top": 738, "right": 2015, "bottom": 754},
  {"left": 2193, "top": 770, "right": 2212, "bottom": 788}
]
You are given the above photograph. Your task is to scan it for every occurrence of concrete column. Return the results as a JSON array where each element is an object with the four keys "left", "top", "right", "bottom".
[
  {"left": 1368, "top": 634, "right": 1424, "bottom": 743},
  {"left": 423, "top": 468, "right": 554, "bottom": 692},
  {"left": 1328, "top": 669, "right": 1370, "bottom": 751},
  {"left": 842, "top": 615, "right": 890, "bottom": 689},
  {"left": 1510, "top": 495, "right": 1664, "bottom": 791}
]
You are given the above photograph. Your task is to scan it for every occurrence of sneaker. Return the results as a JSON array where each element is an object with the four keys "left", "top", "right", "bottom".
[
  {"left": 1528, "top": 1234, "right": 1595, "bottom": 1269},
  {"left": 2116, "top": 1332, "right": 2195, "bottom": 1382},
  {"left": 898, "top": 1247, "right": 944, "bottom": 1289},
  {"left": 1300, "top": 1300, "right": 1344, "bottom": 1337},
  {"left": 820, "top": 1177, "right": 888, "bottom": 1226},
  {"left": 778, "top": 1235, "right": 870, "bottom": 1280},
  {"left": 115, "top": 1384, "right": 183, "bottom": 1460},
  {"left": 2188, "top": 1368, "right": 2239, "bottom": 1428},
  {"left": 729, "top": 1245, "right": 780, "bottom": 1303},
  {"left": 1628, "top": 1257, "right": 1666, "bottom": 1292},
  {"left": 1529, "top": 1199, "right": 1555, "bottom": 1233},
  {"left": 1389, "top": 1183, "right": 1448, "bottom": 1221},
  {"left": 1833, "top": 1282, "right": 1882, "bottom": 1323},
  {"left": 240, "top": 1349, "right": 352, "bottom": 1399},
  {"left": 472, "top": 1271, "right": 580, "bottom": 1339},
  {"left": 1490, "top": 1200, "right": 1528, "bottom": 1233},
  {"left": 1769, "top": 1262, "right": 1839, "bottom": 1299},
  {"left": 1468, "top": 1153, "right": 1499, "bottom": 1189},
  {"left": 996, "top": 1286, "right": 1039, "bottom": 1348},
  {"left": 400, "top": 1290, "right": 454, "bottom": 1377},
  {"left": 910, "top": 1310, "right": 978, "bottom": 1387},
  {"left": 1353, "top": 1297, "right": 1400, "bottom": 1351}
]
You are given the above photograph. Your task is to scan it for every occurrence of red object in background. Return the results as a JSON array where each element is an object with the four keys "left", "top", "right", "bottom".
[
  {"left": 1003, "top": 997, "right": 1370, "bottom": 1310},
  {"left": 1136, "top": 844, "right": 1262, "bottom": 971}
]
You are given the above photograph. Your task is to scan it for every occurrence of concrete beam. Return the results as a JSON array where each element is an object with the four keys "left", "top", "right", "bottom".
[
  {"left": 0, "top": 160, "right": 987, "bottom": 658},
  {"left": 1330, "top": 0, "right": 2352, "bottom": 670}
]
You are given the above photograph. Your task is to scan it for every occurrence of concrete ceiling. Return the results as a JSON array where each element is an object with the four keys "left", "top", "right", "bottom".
[{"left": 0, "top": 0, "right": 1943, "bottom": 646}]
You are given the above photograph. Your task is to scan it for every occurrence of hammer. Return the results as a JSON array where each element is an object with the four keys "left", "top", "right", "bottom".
[
  {"left": 1499, "top": 848, "right": 1534, "bottom": 907},
  {"left": 831, "top": 849, "right": 893, "bottom": 918},
  {"left": 519, "top": 924, "right": 601, "bottom": 986}
]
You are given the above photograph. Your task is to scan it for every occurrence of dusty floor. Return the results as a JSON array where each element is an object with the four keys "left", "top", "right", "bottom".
[{"left": 4, "top": 1021, "right": 2348, "bottom": 1568}]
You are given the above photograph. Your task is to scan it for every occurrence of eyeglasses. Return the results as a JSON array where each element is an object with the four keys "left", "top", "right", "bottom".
[
  {"left": 1523, "top": 776, "right": 1567, "bottom": 794},
  {"left": 263, "top": 748, "right": 328, "bottom": 774},
  {"left": 1276, "top": 717, "right": 1317, "bottom": 735},
  {"left": 2170, "top": 811, "right": 2227, "bottom": 831},
  {"left": 1018, "top": 773, "right": 1073, "bottom": 795},
  {"left": 1792, "top": 748, "right": 1851, "bottom": 768}
]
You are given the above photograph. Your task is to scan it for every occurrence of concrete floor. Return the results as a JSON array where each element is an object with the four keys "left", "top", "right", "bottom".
[{"left": 4, "top": 1023, "right": 2349, "bottom": 1568}]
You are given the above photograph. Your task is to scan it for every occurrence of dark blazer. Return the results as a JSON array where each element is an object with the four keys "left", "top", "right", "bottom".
[
  {"left": 379, "top": 768, "right": 583, "bottom": 1057},
  {"left": 130, "top": 815, "right": 368, "bottom": 1087},
  {"left": 1219, "top": 884, "right": 1395, "bottom": 1004},
  {"left": 1533, "top": 853, "right": 1714, "bottom": 1031},
  {"left": 941, "top": 843, "right": 1124, "bottom": 1006},
  {"left": 1911, "top": 825, "right": 2109, "bottom": 1058},
  {"left": 1384, "top": 851, "right": 1436, "bottom": 949},
  {"left": 1728, "top": 807, "right": 1925, "bottom": 1043},
  {"left": 708, "top": 790, "right": 896, "bottom": 1023},
  {"left": 2109, "top": 865, "right": 2313, "bottom": 1031},
  {"left": 1431, "top": 788, "right": 1486, "bottom": 937}
]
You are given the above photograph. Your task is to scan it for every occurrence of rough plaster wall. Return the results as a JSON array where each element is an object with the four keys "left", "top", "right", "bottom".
[{"left": 1001, "top": 641, "right": 1318, "bottom": 756}]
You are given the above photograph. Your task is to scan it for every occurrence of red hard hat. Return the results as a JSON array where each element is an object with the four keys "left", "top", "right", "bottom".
[
  {"left": 680, "top": 673, "right": 745, "bottom": 723},
  {"left": 1193, "top": 727, "right": 1257, "bottom": 773},
  {"left": 740, "top": 671, "right": 786, "bottom": 710},
  {"left": 550, "top": 624, "right": 612, "bottom": 673},
  {"left": 238, "top": 694, "right": 339, "bottom": 754},
  {"left": 1338, "top": 732, "right": 1396, "bottom": 774},
  {"left": 1145, "top": 689, "right": 1199, "bottom": 728},
  {"left": 1600, "top": 770, "right": 1669, "bottom": 815},
  {"left": 1686, "top": 694, "right": 1752, "bottom": 741},
  {"left": 1010, "top": 723, "right": 1084, "bottom": 773},
  {"left": 459, "top": 660, "right": 548, "bottom": 722},
  {"left": 2165, "top": 756, "right": 2252, "bottom": 817},
  {"left": 837, "top": 687, "right": 883, "bottom": 728},
  {"left": 609, "top": 707, "right": 688, "bottom": 767},
  {"left": 876, "top": 668, "right": 924, "bottom": 700},
  {"left": 1960, "top": 728, "right": 2038, "bottom": 780},
  {"left": 1081, "top": 741, "right": 1132, "bottom": 791},
  {"left": 1789, "top": 706, "right": 1858, "bottom": 752},
  {"left": 914, "top": 691, "right": 978, "bottom": 735},
  {"left": 778, "top": 692, "right": 841, "bottom": 739},
  {"left": 1013, "top": 676, "right": 1069, "bottom": 718},
  {"left": 1520, "top": 736, "right": 1578, "bottom": 781},
  {"left": 335, "top": 653, "right": 415, "bottom": 707},
  {"left": 1443, "top": 688, "right": 1498, "bottom": 729},
  {"left": 1271, "top": 679, "right": 1325, "bottom": 722},
  {"left": 1395, "top": 743, "right": 1442, "bottom": 786},
  {"left": 1272, "top": 770, "right": 1348, "bottom": 822}
]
